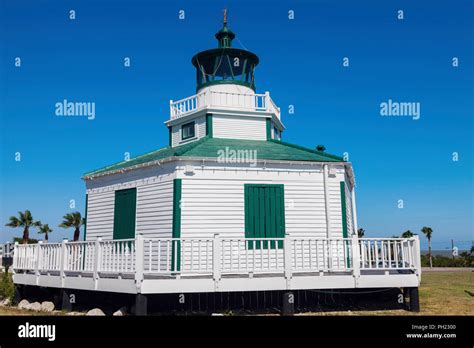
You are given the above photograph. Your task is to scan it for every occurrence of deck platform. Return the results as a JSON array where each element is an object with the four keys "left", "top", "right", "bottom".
[{"left": 12, "top": 236, "right": 421, "bottom": 295}]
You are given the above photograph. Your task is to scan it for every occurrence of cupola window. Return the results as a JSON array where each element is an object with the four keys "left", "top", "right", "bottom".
[{"left": 181, "top": 121, "right": 195, "bottom": 140}]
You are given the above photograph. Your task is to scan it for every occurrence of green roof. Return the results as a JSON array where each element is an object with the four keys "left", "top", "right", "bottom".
[{"left": 83, "top": 137, "right": 345, "bottom": 177}]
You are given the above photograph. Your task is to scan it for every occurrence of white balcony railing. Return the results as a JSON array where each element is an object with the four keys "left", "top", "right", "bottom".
[
  {"left": 169, "top": 90, "right": 281, "bottom": 121},
  {"left": 13, "top": 236, "right": 421, "bottom": 283}
]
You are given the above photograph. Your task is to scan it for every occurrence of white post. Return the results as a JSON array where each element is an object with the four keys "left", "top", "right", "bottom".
[
  {"left": 264, "top": 91, "right": 270, "bottom": 111},
  {"left": 60, "top": 240, "right": 68, "bottom": 287},
  {"left": 209, "top": 90, "right": 214, "bottom": 108},
  {"left": 351, "top": 235, "right": 361, "bottom": 287},
  {"left": 93, "top": 238, "right": 102, "bottom": 289},
  {"left": 323, "top": 164, "right": 333, "bottom": 269},
  {"left": 413, "top": 235, "right": 422, "bottom": 283},
  {"left": 323, "top": 164, "right": 332, "bottom": 239},
  {"left": 284, "top": 235, "right": 292, "bottom": 288},
  {"left": 135, "top": 235, "right": 144, "bottom": 293},
  {"left": 213, "top": 234, "right": 221, "bottom": 290},
  {"left": 35, "top": 241, "right": 43, "bottom": 285},
  {"left": 351, "top": 186, "right": 359, "bottom": 235},
  {"left": 12, "top": 242, "right": 19, "bottom": 269},
  {"left": 169, "top": 100, "right": 174, "bottom": 119}
]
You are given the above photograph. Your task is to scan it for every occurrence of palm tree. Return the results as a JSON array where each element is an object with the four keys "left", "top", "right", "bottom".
[
  {"left": 421, "top": 226, "right": 433, "bottom": 268},
  {"left": 38, "top": 223, "right": 53, "bottom": 242},
  {"left": 5, "top": 210, "right": 41, "bottom": 244},
  {"left": 357, "top": 228, "right": 365, "bottom": 238},
  {"left": 59, "top": 212, "right": 85, "bottom": 241},
  {"left": 401, "top": 230, "right": 414, "bottom": 238}
]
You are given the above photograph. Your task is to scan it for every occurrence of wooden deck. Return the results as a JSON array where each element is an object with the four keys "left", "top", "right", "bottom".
[{"left": 12, "top": 236, "right": 421, "bottom": 295}]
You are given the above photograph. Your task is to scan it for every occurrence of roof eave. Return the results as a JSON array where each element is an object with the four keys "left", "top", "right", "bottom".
[{"left": 82, "top": 155, "right": 347, "bottom": 181}]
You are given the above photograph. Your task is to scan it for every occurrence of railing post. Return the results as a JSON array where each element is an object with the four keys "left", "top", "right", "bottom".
[
  {"left": 35, "top": 241, "right": 43, "bottom": 285},
  {"left": 60, "top": 240, "right": 68, "bottom": 287},
  {"left": 12, "top": 242, "right": 19, "bottom": 269},
  {"left": 169, "top": 99, "right": 174, "bottom": 119},
  {"left": 351, "top": 235, "right": 361, "bottom": 287},
  {"left": 284, "top": 235, "right": 292, "bottom": 289},
  {"left": 264, "top": 91, "right": 270, "bottom": 111},
  {"left": 213, "top": 233, "right": 221, "bottom": 290},
  {"left": 93, "top": 238, "right": 102, "bottom": 290},
  {"left": 135, "top": 235, "right": 144, "bottom": 293},
  {"left": 413, "top": 235, "right": 422, "bottom": 283}
]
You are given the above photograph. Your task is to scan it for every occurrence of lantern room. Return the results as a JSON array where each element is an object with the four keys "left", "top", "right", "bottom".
[{"left": 191, "top": 12, "right": 259, "bottom": 93}]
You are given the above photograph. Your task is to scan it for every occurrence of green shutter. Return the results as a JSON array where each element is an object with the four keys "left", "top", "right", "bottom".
[
  {"left": 113, "top": 188, "right": 137, "bottom": 240},
  {"left": 206, "top": 114, "right": 213, "bottom": 138},
  {"left": 244, "top": 184, "right": 285, "bottom": 249},
  {"left": 266, "top": 119, "right": 272, "bottom": 141},
  {"left": 83, "top": 194, "right": 88, "bottom": 241},
  {"left": 172, "top": 179, "right": 182, "bottom": 271},
  {"left": 168, "top": 127, "right": 172, "bottom": 147}
]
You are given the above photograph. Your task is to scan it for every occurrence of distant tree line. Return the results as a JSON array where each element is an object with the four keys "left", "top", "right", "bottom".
[{"left": 5, "top": 210, "right": 85, "bottom": 244}]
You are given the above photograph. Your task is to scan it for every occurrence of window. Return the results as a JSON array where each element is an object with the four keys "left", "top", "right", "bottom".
[
  {"left": 244, "top": 184, "right": 285, "bottom": 249},
  {"left": 273, "top": 126, "right": 279, "bottom": 140},
  {"left": 181, "top": 121, "right": 195, "bottom": 140}
]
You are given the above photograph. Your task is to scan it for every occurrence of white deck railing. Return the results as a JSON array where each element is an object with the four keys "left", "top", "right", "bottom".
[
  {"left": 169, "top": 90, "right": 281, "bottom": 120},
  {"left": 12, "top": 236, "right": 421, "bottom": 282}
]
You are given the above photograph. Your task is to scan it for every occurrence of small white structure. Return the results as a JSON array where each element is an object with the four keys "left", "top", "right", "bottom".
[{"left": 12, "top": 17, "right": 421, "bottom": 312}]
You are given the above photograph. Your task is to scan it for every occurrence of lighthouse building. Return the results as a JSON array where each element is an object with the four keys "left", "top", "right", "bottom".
[
  {"left": 82, "top": 20, "right": 357, "bottom": 252},
  {"left": 13, "top": 17, "right": 421, "bottom": 312}
]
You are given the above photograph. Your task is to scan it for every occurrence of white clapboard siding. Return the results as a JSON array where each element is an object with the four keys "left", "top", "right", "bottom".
[
  {"left": 172, "top": 115, "right": 206, "bottom": 147},
  {"left": 328, "top": 181, "right": 344, "bottom": 238},
  {"left": 213, "top": 115, "right": 266, "bottom": 140},
  {"left": 86, "top": 191, "right": 115, "bottom": 240},
  {"left": 136, "top": 180, "right": 174, "bottom": 238},
  {"left": 180, "top": 172, "right": 344, "bottom": 240},
  {"left": 86, "top": 176, "right": 175, "bottom": 242}
]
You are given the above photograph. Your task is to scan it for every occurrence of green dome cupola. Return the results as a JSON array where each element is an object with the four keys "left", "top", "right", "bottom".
[{"left": 191, "top": 9, "right": 259, "bottom": 93}]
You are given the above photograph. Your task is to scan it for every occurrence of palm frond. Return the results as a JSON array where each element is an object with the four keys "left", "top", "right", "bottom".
[
  {"left": 5, "top": 216, "right": 22, "bottom": 227},
  {"left": 59, "top": 212, "right": 83, "bottom": 228}
]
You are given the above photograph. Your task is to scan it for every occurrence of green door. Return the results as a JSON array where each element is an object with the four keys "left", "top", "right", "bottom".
[
  {"left": 113, "top": 188, "right": 137, "bottom": 240},
  {"left": 244, "top": 184, "right": 285, "bottom": 248}
]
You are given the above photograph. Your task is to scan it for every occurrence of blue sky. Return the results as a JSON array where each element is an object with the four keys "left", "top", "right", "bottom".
[{"left": 1, "top": 0, "right": 472, "bottom": 250}]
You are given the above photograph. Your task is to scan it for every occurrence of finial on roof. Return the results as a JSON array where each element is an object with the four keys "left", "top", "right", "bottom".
[{"left": 215, "top": 8, "right": 235, "bottom": 48}]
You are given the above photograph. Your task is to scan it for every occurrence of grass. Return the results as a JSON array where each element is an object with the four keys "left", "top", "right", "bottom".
[
  {"left": 0, "top": 306, "right": 60, "bottom": 316},
  {"left": 417, "top": 271, "right": 474, "bottom": 315},
  {"left": 301, "top": 271, "right": 474, "bottom": 316},
  {"left": 0, "top": 271, "right": 472, "bottom": 316}
]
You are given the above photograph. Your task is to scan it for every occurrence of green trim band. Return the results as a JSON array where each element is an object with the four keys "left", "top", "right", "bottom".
[
  {"left": 206, "top": 114, "right": 213, "bottom": 138},
  {"left": 172, "top": 179, "right": 182, "bottom": 271},
  {"left": 340, "top": 181, "right": 350, "bottom": 267},
  {"left": 266, "top": 119, "right": 272, "bottom": 141},
  {"left": 83, "top": 194, "right": 88, "bottom": 241}
]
